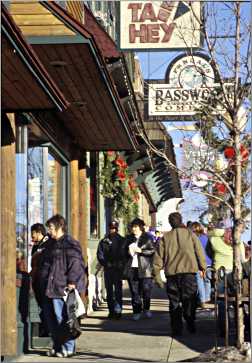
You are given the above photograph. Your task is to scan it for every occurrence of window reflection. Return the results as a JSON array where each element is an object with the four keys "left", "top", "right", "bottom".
[
  {"left": 16, "top": 125, "right": 28, "bottom": 273},
  {"left": 48, "top": 153, "right": 66, "bottom": 217},
  {"left": 27, "top": 146, "right": 68, "bottom": 270}
]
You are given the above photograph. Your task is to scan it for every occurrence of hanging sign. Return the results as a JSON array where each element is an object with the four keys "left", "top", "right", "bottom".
[
  {"left": 146, "top": 53, "right": 234, "bottom": 121},
  {"left": 119, "top": 1, "right": 202, "bottom": 50}
]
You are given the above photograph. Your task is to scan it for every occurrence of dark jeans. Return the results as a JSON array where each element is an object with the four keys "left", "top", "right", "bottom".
[
  {"left": 104, "top": 268, "right": 123, "bottom": 313},
  {"left": 166, "top": 273, "right": 197, "bottom": 333},
  {"left": 127, "top": 268, "right": 153, "bottom": 314}
]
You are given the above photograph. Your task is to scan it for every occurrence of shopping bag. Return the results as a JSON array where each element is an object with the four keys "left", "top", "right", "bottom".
[{"left": 74, "top": 289, "right": 86, "bottom": 318}]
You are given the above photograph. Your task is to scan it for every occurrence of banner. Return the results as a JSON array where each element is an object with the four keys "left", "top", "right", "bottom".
[{"left": 119, "top": 1, "right": 202, "bottom": 50}]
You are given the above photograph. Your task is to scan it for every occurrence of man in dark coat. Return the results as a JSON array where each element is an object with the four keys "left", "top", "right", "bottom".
[
  {"left": 124, "top": 218, "right": 155, "bottom": 321},
  {"left": 97, "top": 220, "right": 125, "bottom": 319},
  {"left": 41, "top": 214, "right": 86, "bottom": 358}
]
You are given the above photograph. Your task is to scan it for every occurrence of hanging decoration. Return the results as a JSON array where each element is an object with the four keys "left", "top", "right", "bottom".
[
  {"left": 191, "top": 171, "right": 209, "bottom": 188},
  {"left": 213, "top": 182, "right": 227, "bottom": 195},
  {"left": 100, "top": 151, "right": 140, "bottom": 220}
]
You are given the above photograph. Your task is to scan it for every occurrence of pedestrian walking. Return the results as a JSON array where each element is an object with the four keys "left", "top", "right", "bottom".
[
  {"left": 41, "top": 214, "right": 86, "bottom": 358},
  {"left": 206, "top": 223, "right": 246, "bottom": 337},
  {"left": 153, "top": 212, "right": 207, "bottom": 336},
  {"left": 191, "top": 221, "right": 212, "bottom": 308},
  {"left": 30, "top": 223, "right": 50, "bottom": 336},
  {"left": 124, "top": 218, "right": 155, "bottom": 321},
  {"left": 97, "top": 220, "right": 125, "bottom": 319}
]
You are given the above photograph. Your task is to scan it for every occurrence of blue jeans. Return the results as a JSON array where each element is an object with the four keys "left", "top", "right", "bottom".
[
  {"left": 43, "top": 297, "right": 75, "bottom": 353},
  {"left": 196, "top": 271, "right": 211, "bottom": 303}
]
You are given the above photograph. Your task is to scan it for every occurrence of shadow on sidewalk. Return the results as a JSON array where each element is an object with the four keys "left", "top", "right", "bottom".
[{"left": 80, "top": 286, "right": 218, "bottom": 357}]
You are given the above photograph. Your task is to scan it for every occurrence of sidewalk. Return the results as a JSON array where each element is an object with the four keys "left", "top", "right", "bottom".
[{"left": 14, "top": 287, "right": 218, "bottom": 362}]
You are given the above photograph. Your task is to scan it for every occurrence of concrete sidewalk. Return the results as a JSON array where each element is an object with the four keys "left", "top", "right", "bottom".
[{"left": 13, "top": 286, "right": 219, "bottom": 362}]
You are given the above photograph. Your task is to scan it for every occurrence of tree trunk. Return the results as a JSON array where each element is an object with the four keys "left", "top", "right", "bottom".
[{"left": 233, "top": 123, "right": 244, "bottom": 349}]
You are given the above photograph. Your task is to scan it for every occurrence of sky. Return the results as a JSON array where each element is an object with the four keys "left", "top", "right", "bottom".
[{"left": 135, "top": 1, "right": 251, "bottom": 241}]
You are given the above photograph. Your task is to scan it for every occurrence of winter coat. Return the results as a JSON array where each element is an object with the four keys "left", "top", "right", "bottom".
[
  {"left": 97, "top": 232, "right": 125, "bottom": 271},
  {"left": 153, "top": 227, "right": 207, "bottom": 278},
  {"left": 207, "top": 228, "right": 245, "bottom": 271},
  {"left": 42, "top": 234, "right": 86, "bottom": 299},
  {"left": 123, "top": 232, "right": 155, "bottom": 279}
]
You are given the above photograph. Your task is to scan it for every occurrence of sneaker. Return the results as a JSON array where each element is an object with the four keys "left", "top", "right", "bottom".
[
  {"left": 144, "top": 310, "right": 152, "bottom": 319},
  {"left": 114, "top": 303, "right": 122, "bottom": 314},
  {"left": 56, "top": 351, "right": 68, "bottom": 358},
  {"left": 46, "top": 349, "right": 56, "bottom": 357},
  {"left": 132, "top": 313, "right": 141, "bottom": 321},
  {"left": 56, "top": 351, "right": 74, "bottom": 358}
]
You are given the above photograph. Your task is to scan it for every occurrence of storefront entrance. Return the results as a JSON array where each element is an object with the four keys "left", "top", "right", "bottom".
[{"left": 15, "top": 122, "right": 70, "bottom": 352}]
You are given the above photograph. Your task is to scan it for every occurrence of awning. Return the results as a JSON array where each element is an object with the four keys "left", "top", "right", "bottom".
[
  {"left": 1, "top": 4, "right": 68, "bottom": 112},
  {"left": 8, "top": 1, "right": 138, "bottom": 151},
  {"left": 125, "top": 122, "right": 182, "bottom": 209},
  {"left": 84, "top": 5, "right": 144, "bottom": 140}
]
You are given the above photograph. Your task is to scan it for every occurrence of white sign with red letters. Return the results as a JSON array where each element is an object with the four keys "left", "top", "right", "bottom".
[{"left": 119, "top": 1, "right": 202, "bottom": 50}]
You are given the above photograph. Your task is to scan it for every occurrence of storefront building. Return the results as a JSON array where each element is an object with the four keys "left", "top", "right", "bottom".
[
  {"left": 1, "top": 1, "right": 142, "bottom": 357},
  {"left": 1, "top": 1, "right": 182, "bottom": 358}
]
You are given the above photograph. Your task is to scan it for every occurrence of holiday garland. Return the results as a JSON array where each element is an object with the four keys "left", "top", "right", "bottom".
[{"left": 100, "top": 151, "right": 139, "bottom": 221}]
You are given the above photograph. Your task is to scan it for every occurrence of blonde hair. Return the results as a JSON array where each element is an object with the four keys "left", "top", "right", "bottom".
[{"left": 191, "top": 222, "right": 204, "bottom": 236}]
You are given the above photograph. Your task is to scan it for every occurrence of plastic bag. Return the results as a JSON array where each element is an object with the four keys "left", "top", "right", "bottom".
[{"left": 74, "top": 289, "right": 85, "bottom": 318}]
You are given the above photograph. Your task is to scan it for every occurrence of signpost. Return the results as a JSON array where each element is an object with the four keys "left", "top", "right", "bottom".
[
  {"left": 119, "top": 1, "right": 202, "bottom": 50},
  {"left": 145, "top": 53, "right": 234, "bottom": 121}
]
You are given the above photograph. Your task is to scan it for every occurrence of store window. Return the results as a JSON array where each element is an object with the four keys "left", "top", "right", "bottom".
[
  {"left": 15, "top": 118, "right": 69, "bottom": 272},
  {"left": 90, "top": 152, "right": 99, "bottom": 238},
  {"left": 27, "top": 145, "right": 68, "bottom": 268},
  {"left": 16, "top": 125, "right": 28, "bottom": 273}
]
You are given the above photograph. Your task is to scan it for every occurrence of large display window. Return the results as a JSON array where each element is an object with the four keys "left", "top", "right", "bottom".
[
  {"left": 15, "top": 122, "right": 69, "bottom": 272},
  {"left": 27, "top": 145, "right": 69, "bottom": 269}
]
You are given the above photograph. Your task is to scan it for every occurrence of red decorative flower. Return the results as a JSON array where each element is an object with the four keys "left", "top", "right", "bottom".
[
  {"left": 116, "top": 171, "right": 126, "bottom": 182},
  {"left": 224, "top": 147, "right": 235, "bottom": 159},
  {"left": 214, "top": 182, "right": 227, "bottom": 195},
  {"left": 115, "top": 157, "right": 127, "bottom": 169}
]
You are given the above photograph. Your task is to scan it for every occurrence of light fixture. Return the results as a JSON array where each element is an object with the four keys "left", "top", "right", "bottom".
[
  {"left": 50, "top": 61, "right": 67, "bottom": 68},
  {"left": 72, "top": 101, "right": 87, "bottom": 108}
]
